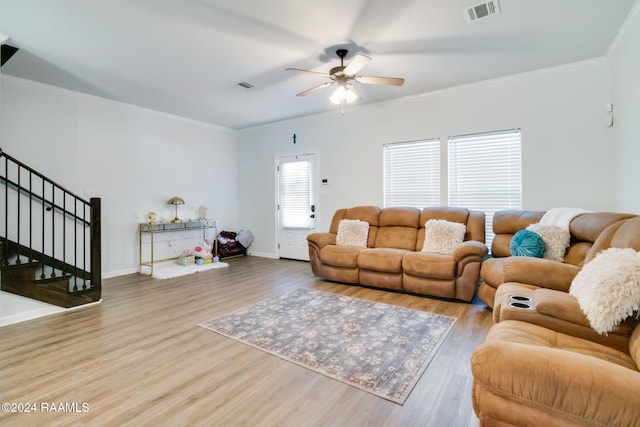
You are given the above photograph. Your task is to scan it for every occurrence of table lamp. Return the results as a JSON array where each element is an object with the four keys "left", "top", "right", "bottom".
[{"left": 167, "top": 196, "right": 185, "bottom": 223}]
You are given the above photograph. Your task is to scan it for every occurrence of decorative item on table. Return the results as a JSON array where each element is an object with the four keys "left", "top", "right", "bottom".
[
  {"left": 198, "top": 206, "right": 208, "bottom": 220},
  {"left": 147, "top": 211, "right": 157, "bottom": 223},
  {"left": 167, "top": 196, "right": 185, "bottom": 223}
]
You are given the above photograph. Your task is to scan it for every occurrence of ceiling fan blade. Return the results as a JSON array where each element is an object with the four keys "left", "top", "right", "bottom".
[
  {"left": 286, "top": 68, "right": 331, "bottom": 78},
  {"left": 296, "top": 81, "right": 334, "bottom": 97},
  {"left": 343, "top": 53, "right": 371, "bottom": 76},
  {"left": 356, "top": 76, "right": 405, "bottom": 86}
]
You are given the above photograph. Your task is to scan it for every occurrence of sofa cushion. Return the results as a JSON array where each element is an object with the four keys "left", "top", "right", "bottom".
[
  {"left": 379, "top": 207, "right": 421, "bottom": 227},
  {"left": 490, "top": 210, "right": 545, "bottom": 257},
  {"left": 358, "top": 248, "right": 408, "bottom": 273},
  {"left": 570, "top": 212, "right": 636, "bottom": 243},
  {"left": 373, "top": 208, "right": 420, "bottom": 250},
  {"left": 403, "top": 252, "right": 457, "bottom": 279},
  {"left": 526, "top": 223, "right": 570, "bottom": 262},
  {"left": 336, "top": 219, "right": 369, "bottom": 248},
  {"left": 510, "top": 229, "right": 545, "bottom": 258},
  {"left": 329, "top": 206, "right": 381, "bottom": 247},
  {"left": 570, "top": 247, "right": 640, "bottom": 334},
  {"left": 422, "top": 219, "right": 466, "bottom": 254},
  {"left": 319, "top": 245, "right": 362, "bottom": 268}
]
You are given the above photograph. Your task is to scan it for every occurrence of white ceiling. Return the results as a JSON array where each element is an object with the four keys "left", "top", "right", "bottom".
[{"left": 0, "top": 0, "right": 636, "bottom": 129}]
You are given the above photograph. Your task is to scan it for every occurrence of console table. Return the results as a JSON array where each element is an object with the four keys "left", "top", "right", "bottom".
[{"left": 139, "top": 219, "right": 217, "bottom": 276}]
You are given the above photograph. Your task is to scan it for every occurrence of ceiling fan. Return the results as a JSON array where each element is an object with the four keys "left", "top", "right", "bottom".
[{"left": 286, "top": 49, "right": 404, "bottom": 105}]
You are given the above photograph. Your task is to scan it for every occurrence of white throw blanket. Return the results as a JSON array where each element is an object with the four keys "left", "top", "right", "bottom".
[{"left": 539, "top": 207, "right": 591, "bottom": 231}]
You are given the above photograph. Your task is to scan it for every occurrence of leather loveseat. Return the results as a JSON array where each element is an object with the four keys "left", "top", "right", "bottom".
[{"left": 307, "top": 206, "right": 487, "bottom": 302}]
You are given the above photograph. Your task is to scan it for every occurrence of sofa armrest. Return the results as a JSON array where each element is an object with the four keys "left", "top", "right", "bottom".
[
  {"left": 306, "top": 232, "right": 336, "bottom": 250},
  {"left": 472, "top": 340, "right": 640, "bottom": 427},
  {"left": 500, "top": 257, "right": 581, "bottom": 292},
  {"left": 452, "top": 240, "right": 488, "bottom": 261},
  {"left": 534, "top": 288, "right": 590, "bottom": 327}
]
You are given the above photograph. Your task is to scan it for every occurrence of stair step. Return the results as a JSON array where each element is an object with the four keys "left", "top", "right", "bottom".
[
  {"left": 36, "top": 274, "right": 71, "bottom": 286},
  {"left": 1, "top": 280, "right": 99, "bottom": 309},
  {"left": 1, "top": 262, "right": 98, "bottom": 308},
  {"left": 1, "top": 261, "right": 40, "bottom": 282}
]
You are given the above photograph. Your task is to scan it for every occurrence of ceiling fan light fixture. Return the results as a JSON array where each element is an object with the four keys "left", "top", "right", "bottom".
[
  {"left": 330, "top": 85, "right": 346, "bottom": 104},
  {"left": 288, "top": 48, "right": 402, "bottom": 107},
  {"left": 344, "top": 85, "right": 358, "bottom": 103},
  {"left": 330, "top": 84, "right": 358, "bottom": 105}
]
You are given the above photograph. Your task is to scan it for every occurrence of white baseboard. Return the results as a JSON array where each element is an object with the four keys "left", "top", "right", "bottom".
[{"left": 246, "top": 251, "right": 278, "bottom": 259}]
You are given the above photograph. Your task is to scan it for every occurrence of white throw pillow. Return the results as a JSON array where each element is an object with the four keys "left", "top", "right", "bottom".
[
  {"left": 526, "top": 223, "right": 571, "bottom": 262},
  {"left": 336, "top": 219, "right": 370, "bottom": 248},
  {"left": 422, "top": 219, "right": 466, "bottom": 255},
  {"left": 569, "top": 248, "right": 640, "bottom": 334}
]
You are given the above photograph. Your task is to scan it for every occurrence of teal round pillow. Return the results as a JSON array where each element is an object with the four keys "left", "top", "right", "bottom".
[{"left": 510, "top": 229, "right": 546, "bottom": 257}]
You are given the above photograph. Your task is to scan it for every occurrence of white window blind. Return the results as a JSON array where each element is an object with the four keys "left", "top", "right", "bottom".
[
  {"left": 448, "top": 129, "right": 522, "bottom": 247},
  {"left": 279, "top": 158, "right": 312, "bottom": 228},
  {"left": 383, "top": 139, "right": 440, "bottom": 208}
]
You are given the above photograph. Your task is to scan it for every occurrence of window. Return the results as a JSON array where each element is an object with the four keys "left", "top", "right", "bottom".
[
  {"left": 448, "top": 129, "right": 522, "bottom": 246},
  {"left": 383, "top": 139, "right": 440, "bottom": 208},
  {"left": 279, "top": 156, "right": 313, "bottom": 228}
]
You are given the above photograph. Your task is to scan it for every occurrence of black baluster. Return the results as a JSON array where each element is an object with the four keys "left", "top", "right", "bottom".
[
  {"left": 50, "top": 185, "right": 56, "bottom": 278},
  {"left": 40, "top": 179, "right": 45, "bottom": 280},
  {"left": 29, "top": 172, "right": 33, "bottom": 263}
]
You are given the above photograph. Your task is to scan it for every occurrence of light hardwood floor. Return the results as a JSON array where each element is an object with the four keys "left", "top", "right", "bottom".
[{"left": 0, "top": 256, "right": 493, "bottom": 427}]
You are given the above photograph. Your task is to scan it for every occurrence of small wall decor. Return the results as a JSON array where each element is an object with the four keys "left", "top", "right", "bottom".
[
  {"left": 292, "top": 133, "right": 297, "bottom": 144},
  {"left": 198, "top": 206, "right": 208, "bottom": 220}
]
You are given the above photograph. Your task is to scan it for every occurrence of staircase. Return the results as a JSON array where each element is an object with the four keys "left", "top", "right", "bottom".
[{"left": 1, "top": 148, "right": 101, "bottom": 308}]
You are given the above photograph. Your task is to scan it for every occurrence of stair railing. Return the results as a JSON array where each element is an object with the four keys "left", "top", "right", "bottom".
[{"left": 0, "top": 147, "right": 101, "bottom": 298}]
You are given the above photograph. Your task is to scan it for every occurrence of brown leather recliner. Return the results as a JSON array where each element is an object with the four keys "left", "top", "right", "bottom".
[{"left": 471, "top": 320, "right": 640, "bottom": 427}]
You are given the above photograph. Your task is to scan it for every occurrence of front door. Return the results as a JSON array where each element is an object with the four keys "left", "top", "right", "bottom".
[{"left": 276, "top": 153, "right": 316, "bottom": 261}]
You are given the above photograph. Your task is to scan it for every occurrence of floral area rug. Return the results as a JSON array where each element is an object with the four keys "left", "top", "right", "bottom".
[{"left": 198, "top": 288, "right": 456, "bottom": 404}]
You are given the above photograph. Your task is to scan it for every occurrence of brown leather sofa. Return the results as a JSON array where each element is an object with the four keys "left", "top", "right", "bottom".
[
  {"left": 479, "top": 210, "right": 635, "bottom": 308},
  {"left": 471, "top": 215, "right": 640, "bottom": 425},
  {"left": 490, "top": 215, "right": 640, "bottom": 349},
  {"left": 307, "top": 206, "right": 487, "bottom": 301}
]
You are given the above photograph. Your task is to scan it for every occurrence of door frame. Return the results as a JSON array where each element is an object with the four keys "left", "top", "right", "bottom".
[{"left": 274, "top": 152, "right": 318, "bottom": 260}]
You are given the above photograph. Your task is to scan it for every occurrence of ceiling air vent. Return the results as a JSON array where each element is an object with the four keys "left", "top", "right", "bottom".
[{"left": 464, "top": 0, "right": 501, "bottom": 23}]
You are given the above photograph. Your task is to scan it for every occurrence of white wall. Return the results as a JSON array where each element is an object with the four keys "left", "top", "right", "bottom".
[
  {"left": 2, "top": 50, "right": 626, "bottom": 269},
  {"left": 237, "top": 59, "right": 617, "bottom": 258},
  {"left": 611, "top": 5, "right": 640, "bottom": 213},
  {"left": 1, "top": 76, "right": 238, "bottom": 277}
]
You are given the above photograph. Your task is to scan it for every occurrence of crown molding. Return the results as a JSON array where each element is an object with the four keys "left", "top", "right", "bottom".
[
  {"left": 0, "top": 74, "right": 232, "bottom": 131},
  {"left": 377, "top": 57, "right": 609, "bottom": 107},
  {"left": 607, "top": 0, "right": 640, "bottom": 57}
]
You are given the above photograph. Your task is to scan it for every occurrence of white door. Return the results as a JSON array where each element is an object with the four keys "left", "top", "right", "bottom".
[{"left": 277, "top": 154, "right": 317, "bottom": 260}]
